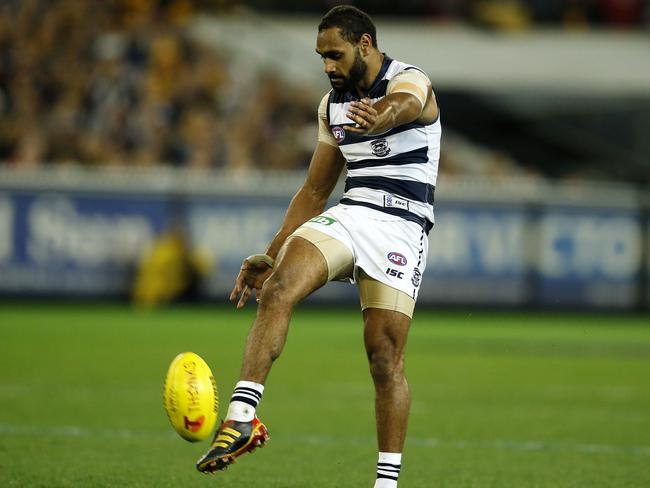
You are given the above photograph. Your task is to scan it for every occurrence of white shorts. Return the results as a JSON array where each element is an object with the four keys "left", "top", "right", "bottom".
[{"left": 299, "top": 203, "right": 428, "bottom": 300}]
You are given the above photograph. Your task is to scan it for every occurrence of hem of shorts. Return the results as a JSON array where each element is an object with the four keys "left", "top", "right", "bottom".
[{"left": 360, "top": 301, "right": 414, "bottom": 319}]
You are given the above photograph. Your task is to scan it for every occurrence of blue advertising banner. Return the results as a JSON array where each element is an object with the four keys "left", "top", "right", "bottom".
[
  {"left": 424, "top": 203, "right": 529, "bottom": 305},
  {"left": 0, "top": 191, "right": 167, "bottom": 295},
  {"left": 0, "top": 187, "right": 646, "bottom": 309},
  {"left": 185, "top": 195, "right": 292, "bottom": 300},
  {"left": 534, "top": 207, "right": 642, "bottom": 308},
  {"left": 186, "top": 200, "right": 532, "bottom": 306}
]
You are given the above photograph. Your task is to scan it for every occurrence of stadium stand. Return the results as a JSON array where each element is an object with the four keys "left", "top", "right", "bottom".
[
  {"left": 1, "top": 1, "right": 647, "bottom": 181},
  {"left": 0, "top": 0, "right": 315, "bottom": 169}
]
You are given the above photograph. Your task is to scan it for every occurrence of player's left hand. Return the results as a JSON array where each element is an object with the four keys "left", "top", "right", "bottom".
[
  {"left": 229, "top": 255, "right": 274, "bottom": 309},
  {"left": 345, "top": 98, "right": 378, "bottom": 135}
]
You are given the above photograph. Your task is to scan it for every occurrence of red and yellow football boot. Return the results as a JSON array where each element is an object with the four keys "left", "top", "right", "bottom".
[{"left": 196, "top": 416, "right": 270, "bottom": 473}]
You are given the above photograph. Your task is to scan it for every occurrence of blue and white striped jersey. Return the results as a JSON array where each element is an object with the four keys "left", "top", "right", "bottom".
[{"left": 324, "top": 55, "right": 441, "bottom": 233}]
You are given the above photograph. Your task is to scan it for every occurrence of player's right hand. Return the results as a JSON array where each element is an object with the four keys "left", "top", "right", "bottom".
[{"left": 229, "top": 256, "right": 274, "bottom": 309}]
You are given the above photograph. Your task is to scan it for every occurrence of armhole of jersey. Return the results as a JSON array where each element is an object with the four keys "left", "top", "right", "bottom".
[
  {"left": 318, "top": 91, "right": 338, "bottom": 147},
  {"left": 404, "top": 66, "right": 427, "bottom": 75},
  {"left": 326, "top": 90, "right": 332, "bottom": 127},
  {"left": 431, "top": 84, "right": 440, "bottom": 124}
]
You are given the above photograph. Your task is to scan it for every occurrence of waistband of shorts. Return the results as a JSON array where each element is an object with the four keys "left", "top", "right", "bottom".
[{"left": 339, "top": 198, "right": 433, "bottom": 234}]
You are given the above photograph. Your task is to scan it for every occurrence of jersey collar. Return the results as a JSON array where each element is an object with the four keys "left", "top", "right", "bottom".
[{"left": 367, "top": 53, "right": 393, "bottom": 94}]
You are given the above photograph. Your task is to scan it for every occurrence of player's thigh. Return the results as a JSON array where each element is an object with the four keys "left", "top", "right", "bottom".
[
  {"left": 359, "top": 270, "right": 416, "bottom": 319},
  {"left": 361, "top": 272, "right": 413, "bottom": 357},
  {"left": 290, "top": 227, "right": 353, "bottom": 281},
  {"left": 263, "top": 233, "right": 330, "bottom": 304}
]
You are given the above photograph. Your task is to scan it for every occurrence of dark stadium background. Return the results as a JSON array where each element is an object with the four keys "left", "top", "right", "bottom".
[{"left": 0, "top": 2, "right": 649, "bottom": 487}]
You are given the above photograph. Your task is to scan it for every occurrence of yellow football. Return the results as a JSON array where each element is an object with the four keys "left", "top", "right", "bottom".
[{"left": 163, "top": 352, "right": 219, "bottom": 442}]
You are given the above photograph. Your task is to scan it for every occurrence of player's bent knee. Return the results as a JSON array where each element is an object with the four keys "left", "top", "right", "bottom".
[
  {"left": 259, "top": 272, "right": 303, "bottom": 309},
  {"left": 367, "top": 348, "right": 405, "bottom": 385},
  {"left": 259, "top": 276, "right": 290, "bottom": 307}
]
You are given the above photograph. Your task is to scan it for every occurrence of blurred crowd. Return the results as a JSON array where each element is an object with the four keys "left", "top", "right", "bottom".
[
  {"left": 455, "top": 0, "right": 649, "bottom": 30},
  {"left": 0, "top": 0, "right": 315, "bottom": 169},
  {"left": 252, "top": 0, "right": 649, "bottom": 29},
  {"left": 0, "top": 0, "right": 643, "bottom": 174}
]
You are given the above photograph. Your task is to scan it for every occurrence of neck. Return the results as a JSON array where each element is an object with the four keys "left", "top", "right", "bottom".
[{"left": 355, "top": 51, "right": 384, "bottom": 97}]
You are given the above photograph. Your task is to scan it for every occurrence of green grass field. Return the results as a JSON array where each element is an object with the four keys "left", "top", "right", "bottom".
[{"left": 1, "top": 304, "right": 649, "bottom": 487}]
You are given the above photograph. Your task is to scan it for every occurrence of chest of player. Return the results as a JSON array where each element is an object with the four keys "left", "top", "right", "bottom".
[{"left": 327, "top": 100, "right": 429, "bottom": 165}]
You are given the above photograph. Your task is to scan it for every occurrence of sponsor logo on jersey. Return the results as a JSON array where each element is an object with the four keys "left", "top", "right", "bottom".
[
  {"left": 308, "top": 215, "right": 336, "bottom": 226},
  {"left": 332, "top": 126, "right": 346, "bottom": 143},
  {"left": 370, "top": 138, "right": 391, "bottom": 157},
  {"left": 411, "top": 267, "right": 421, "bottom": 288},
  {"left": 384, "top": 195, "right": 409, "bottom": 211},
  {"left": 386, "top": 268, "right": 404, "bottom": 279},
  {"left": 387, "top": 252, "right": 407, "bottom": 266}
]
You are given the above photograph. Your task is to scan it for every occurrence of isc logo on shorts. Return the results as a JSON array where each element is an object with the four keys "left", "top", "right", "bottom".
[
  {"left": 386, "top": 268, "right": 404, "bottom": 279},
  {"left": 387, "top": 252, "right": 407, "bottom": 266}
]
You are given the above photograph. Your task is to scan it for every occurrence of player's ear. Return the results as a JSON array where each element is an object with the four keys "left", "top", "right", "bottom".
[{"left": 359, "top": 33, "right": 373, "bottom": 55}]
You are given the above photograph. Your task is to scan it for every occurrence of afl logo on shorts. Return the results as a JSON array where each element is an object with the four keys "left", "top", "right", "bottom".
[
  {"left": 387, "top": 252, "right": 407, "bottom": 266},
  {"left": 411, "top": 267, "right": 421, "bottom": 288},
  {"left": 370, "top": 138, "right": 391, "bottom": 157},
  {"left": 332, "top": 126, "right": 346, "bottom": 143}
]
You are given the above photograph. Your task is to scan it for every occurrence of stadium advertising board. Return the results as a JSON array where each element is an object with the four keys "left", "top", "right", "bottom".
[
  {"left": 0, "top": 191, "right": 166, "bottom": 296},
  {"left": 0, "top": 188, "right": 646, "bottom": 309},
  {"left": 535, "top": 206, "right": 642, "bottom": 308},
  {"left": 424, "top": 203, "right": 529, "bottom": 305},
  {"left": 185, "top": 195, "right": 291, "bottom": 296},
  {"left": 185, "top": 199, "right": 533, "bottom": 306}
]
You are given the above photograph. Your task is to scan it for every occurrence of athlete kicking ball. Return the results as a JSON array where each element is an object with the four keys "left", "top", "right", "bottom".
[{"left": 197, "top": 6, "right": 441, "bottom": 487}]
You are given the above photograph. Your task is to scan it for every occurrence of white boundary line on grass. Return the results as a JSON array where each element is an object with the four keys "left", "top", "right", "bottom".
[{"left": 1, "top": 423, "right": 649, "bottom": 457}]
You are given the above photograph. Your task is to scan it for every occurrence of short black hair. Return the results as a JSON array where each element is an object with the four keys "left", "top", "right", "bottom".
[{"left": 318, "top": 5, "right": 377, "bottom": 48}]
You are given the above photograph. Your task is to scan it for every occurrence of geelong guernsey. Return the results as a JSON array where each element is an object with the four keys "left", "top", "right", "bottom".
[{"left": 322, "top": 55, "right": 440, "bottom": 233}]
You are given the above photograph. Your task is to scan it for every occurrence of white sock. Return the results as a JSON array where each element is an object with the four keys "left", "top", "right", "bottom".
[
  {"left": 225, "top": 380, "right": 264, "bottom": 422},
  {"left": 374, "top": 452, "right": 402, "bottom": 488}
]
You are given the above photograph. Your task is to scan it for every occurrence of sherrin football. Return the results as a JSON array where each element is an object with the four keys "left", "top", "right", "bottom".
[{"left": 163, "top": 352, "right": 219, "bottom": 442}]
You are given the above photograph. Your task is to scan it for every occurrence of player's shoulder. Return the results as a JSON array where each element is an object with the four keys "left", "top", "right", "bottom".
[
  {"left": 319, "top": 91, "right": 331, "bottom": 105},
  {"left": 318, "top": 91, "right": 332, "bottom": 116},
  {"left": 386, "top": 58, "right": 430, "bottom": 83}
]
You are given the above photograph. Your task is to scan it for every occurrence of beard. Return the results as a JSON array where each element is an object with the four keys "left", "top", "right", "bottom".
[{"left": 329, "top": 48, "right": 367, "bottom": 94}]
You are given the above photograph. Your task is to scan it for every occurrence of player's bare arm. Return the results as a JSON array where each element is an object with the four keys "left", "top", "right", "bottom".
[
  {"left": 265, "top": 142, "right": 346, "bottom": 259},
  {"left": 345, "top": 93, "right": 422, "bottom": 135},
  {"left": 229, "top": 142, "right": 345, "bottom": 308},
  {"left": 345, "top": 75, "right": 438, "bottom": 136}
]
